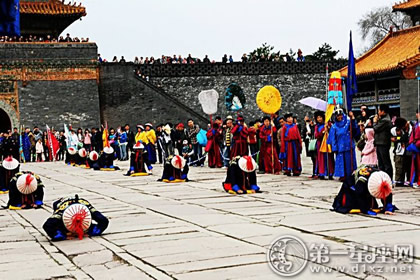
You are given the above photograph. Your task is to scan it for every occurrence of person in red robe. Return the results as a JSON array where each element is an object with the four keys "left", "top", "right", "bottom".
[
  {"left": 259, "top": 116, "right": 281, "bottom": 174},
  {"left": 280, "top": 113, "right": 302, "bottom": 176},
  {"left": 247, "top": 121, "right": 258, "bottom": 161},
  {"left": 230, "top": 116, "right": 248, "bottom": 158},
  {"left": 314, "top": 111, "right": 335, "bottom": 180},
  {"left": 206, "top": 123, "right": 223, "bottom": 168},
  {"left": 409, "top": 110, "right": 420, "bottom": 188}
]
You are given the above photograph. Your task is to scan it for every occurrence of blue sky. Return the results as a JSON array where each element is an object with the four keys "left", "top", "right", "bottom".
[{"left": 65, "top": 0, "right": 396, "bottom": 61}]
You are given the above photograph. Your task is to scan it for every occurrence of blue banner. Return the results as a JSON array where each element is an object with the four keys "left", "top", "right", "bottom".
[
  {"left": 346, "top": 31, "right": 357, "bottom": 111},
  {"left": 0, "top": 0, "right": 20, "bottom": 37}
]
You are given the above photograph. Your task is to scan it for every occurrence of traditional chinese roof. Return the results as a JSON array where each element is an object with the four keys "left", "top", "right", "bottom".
[
  {"left": 20, "top": 0, "right": 86, "bottom": 17},
  {"left": 340, "top": 25, "right": 420, "bottom": 77},
  {"left": 393, "top": 0, "right": 420, "bottom": 11}
]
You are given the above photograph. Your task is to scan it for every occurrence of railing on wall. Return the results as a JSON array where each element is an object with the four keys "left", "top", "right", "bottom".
[{"left": 129, "top": 61, "right": 347, "bottom": 77}]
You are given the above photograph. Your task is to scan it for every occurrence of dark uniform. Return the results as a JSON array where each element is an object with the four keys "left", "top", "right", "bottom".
[
  {"left": 126, "top": 147, "right": 152, "bottom": 175},
  {"left": 159, "top": 155, "right": 189, "bottom": 181},
  {"left": 223, "top": 156, "right": 260, "bottom": 194},
  {"left": 7, "top": 171, "right": 44, "bottom": 209},
  {"left": 0, "top": 157, "right": 20, "bottom": 192},
  {"left": 93, "top": 152, "right": 120, "bottom": 170},
  {"left": 332, "top": 166, "right": 397, "bottom": 215},
  {"left": 43, "top": 195, "right": 109, "bottom": 241},
  {"left": 65, "top": 150, "right": 77, "bottom": 165}
]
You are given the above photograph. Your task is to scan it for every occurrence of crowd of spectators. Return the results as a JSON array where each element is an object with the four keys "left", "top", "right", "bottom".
[
  {"left": 103, "top": 49, "right": 306, "bottom": 65},
  {"left": 2, "top": 106, "right": 419, "bottom": 189},
  {"left": 0, "top": 33, "right": 89, "bottom": 43}
]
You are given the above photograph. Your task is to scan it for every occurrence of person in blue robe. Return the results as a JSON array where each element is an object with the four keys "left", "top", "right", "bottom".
[{"left": 327, "top": 108, "right": 359, "bottom": 180}]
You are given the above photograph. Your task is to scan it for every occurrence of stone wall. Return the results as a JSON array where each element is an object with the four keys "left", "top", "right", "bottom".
[
  {"left": 0, "top": 43, "right": 97, "bottom": 62},
  {"left": 151, "top": 74, "right": 327, "bottom": 122},
  {"left": 18, "top": 79, "right": 100, "bottom": 129},
  {"left": 400, "top": 79, "right": 418, "bottom": 121},
  {"left": 99, "top": 64, "right": 208, "bottom": 128},
  {"left": 135, "top": 61, "right": 346, "bottom": 122},
  {"left": 0, "top": 43, "right": 100, "bottom": 130}
]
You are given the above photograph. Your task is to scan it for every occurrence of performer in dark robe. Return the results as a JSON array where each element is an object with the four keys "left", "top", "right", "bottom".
[
  {"left": 230, "top": 116, "right": 248, "bottom": 158},
  {"left": 314, "top": 111, "right": 335, "bottom": 179},
  {"left": 43, "top": 194, "right": 109, "bottom": 241},
  {"left": 0, "top": 155, "right": 20, "bottom": 193},
  {"left": 7, "top": 171, "right": 44, "bottom": 210},
  {"left": 125, "top": 142, "right": 153, "bottom": 176},
  {"left": 93, "top": 147, "right": 120, "bottom": 170},
  {"left": 223, "top": 155, "right": 260, "bottom": 194},
  {"left": 86, "top": 151, "right": 99, "bottom": 169},
  {"left": 280, "top": 113, "right": 303, "bottom": 176},
  {"left": 259, "top": 116, "right": 281, "bottom": 174},
  {"left": 75, "top": 148, "right": 88, "bottom": 167},
  {"left": 206, "top": 123, "right": 223, "bottom": 168},
  {"left": 158, "top": 155, "right": 189, "bottom": 182},
  {"left": 65, "top": 147, "right": 78, "bottom": 165},
  {"left": 332, "top": 166, "right": 397, "bottom": 215}
]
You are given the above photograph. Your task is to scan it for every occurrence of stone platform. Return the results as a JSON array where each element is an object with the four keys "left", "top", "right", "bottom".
[{"left": 0, "top": 156, "right": 419, "bottom": 280}]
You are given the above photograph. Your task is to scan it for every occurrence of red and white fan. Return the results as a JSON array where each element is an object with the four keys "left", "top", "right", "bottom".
[
  {"left": 171, "top": 155, "right": 186, "bottom": 170},
  {"left": 16, "top": 174, "right": 37, "bottom": 194},
  {"left": 78, "top": 148, "right": 87, "bottom": 158},
  {"left": 89, "top": 151, "right": 99, "bottom": 161},
  {"left": 62, "top": 204, "right": 92, "bottom": 240},
  {"left": 2, "top": 156, "right": 19, "bottom": 170},
  {"left": 68, "top": 147, "right": 77, "bottom": 155},
  {"left": 238, "top": 156, "right": 257, "bottom": 173},
  {"left": 368, "top": 171, "right": 393, "bottom": 200}
]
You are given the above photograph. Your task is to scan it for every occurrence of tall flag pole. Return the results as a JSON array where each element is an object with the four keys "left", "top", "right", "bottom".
[
  {"left": 346, "top": 31, "right": 357, "bottom": 174},
  {"left": 346, "top": 31, "right": 357, "bottom": 112}
]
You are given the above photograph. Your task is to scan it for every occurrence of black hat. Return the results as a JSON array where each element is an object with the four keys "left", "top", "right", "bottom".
[
  {"left": 314, "top": 111, "right": 325, "bottom": 119},
  {"left": 284, "top": 113, "right": 293, "bottom": 119}
]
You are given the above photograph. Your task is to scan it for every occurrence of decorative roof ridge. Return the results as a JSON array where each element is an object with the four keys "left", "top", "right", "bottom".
[
  {"left": 339, "top": 25, "right": 420, "bottom": 75},
  {"left": 398, "top": 53, "right": 420, "bottom": 67},
  {"left": 20, "top": 0, "right": 86, "bottom": 16},
  {"left": 393, "top": 0, "right": 420, "bottom": 10},
  {"left": 357, "top": 25, "right": 420, "bottom": 62}
]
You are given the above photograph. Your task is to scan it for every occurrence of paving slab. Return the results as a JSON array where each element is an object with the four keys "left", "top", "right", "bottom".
[{"left": 0, "top": 157, "right": 419, "bottom": 279}]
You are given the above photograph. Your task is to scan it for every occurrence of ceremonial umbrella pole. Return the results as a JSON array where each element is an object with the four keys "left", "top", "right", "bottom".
[
  {"left": 325, "top": 63, "right": 329, "bottom": 177},
  {"left": 256, "top": 86, "right": 282, "bottom": 174},
  {"left": 271, "top": 115, "right": 274, "bottom": 174}
]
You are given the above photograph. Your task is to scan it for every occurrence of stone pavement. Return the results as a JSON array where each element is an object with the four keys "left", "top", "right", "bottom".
[{"left": 0, "top": 156, "right": 419, "bottom": 280}]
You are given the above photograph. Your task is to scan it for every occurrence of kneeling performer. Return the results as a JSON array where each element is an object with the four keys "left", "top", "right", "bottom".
[
  {"left": 7, "top": 171, "right": 44, "bottom": 209},
  {"left": 223, "top": 155, "right": 260, "bottom": 194},
  {"left": 43, "top": 194, "right": 109, "bottom": 241},
  {"left": 159, "top": 155, "right": 189, "bottom": 182}
]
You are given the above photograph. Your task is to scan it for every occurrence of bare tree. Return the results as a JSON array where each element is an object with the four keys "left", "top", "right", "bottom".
[{"left": 358, "top": 6, "right": 412, "bottom": 48}]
